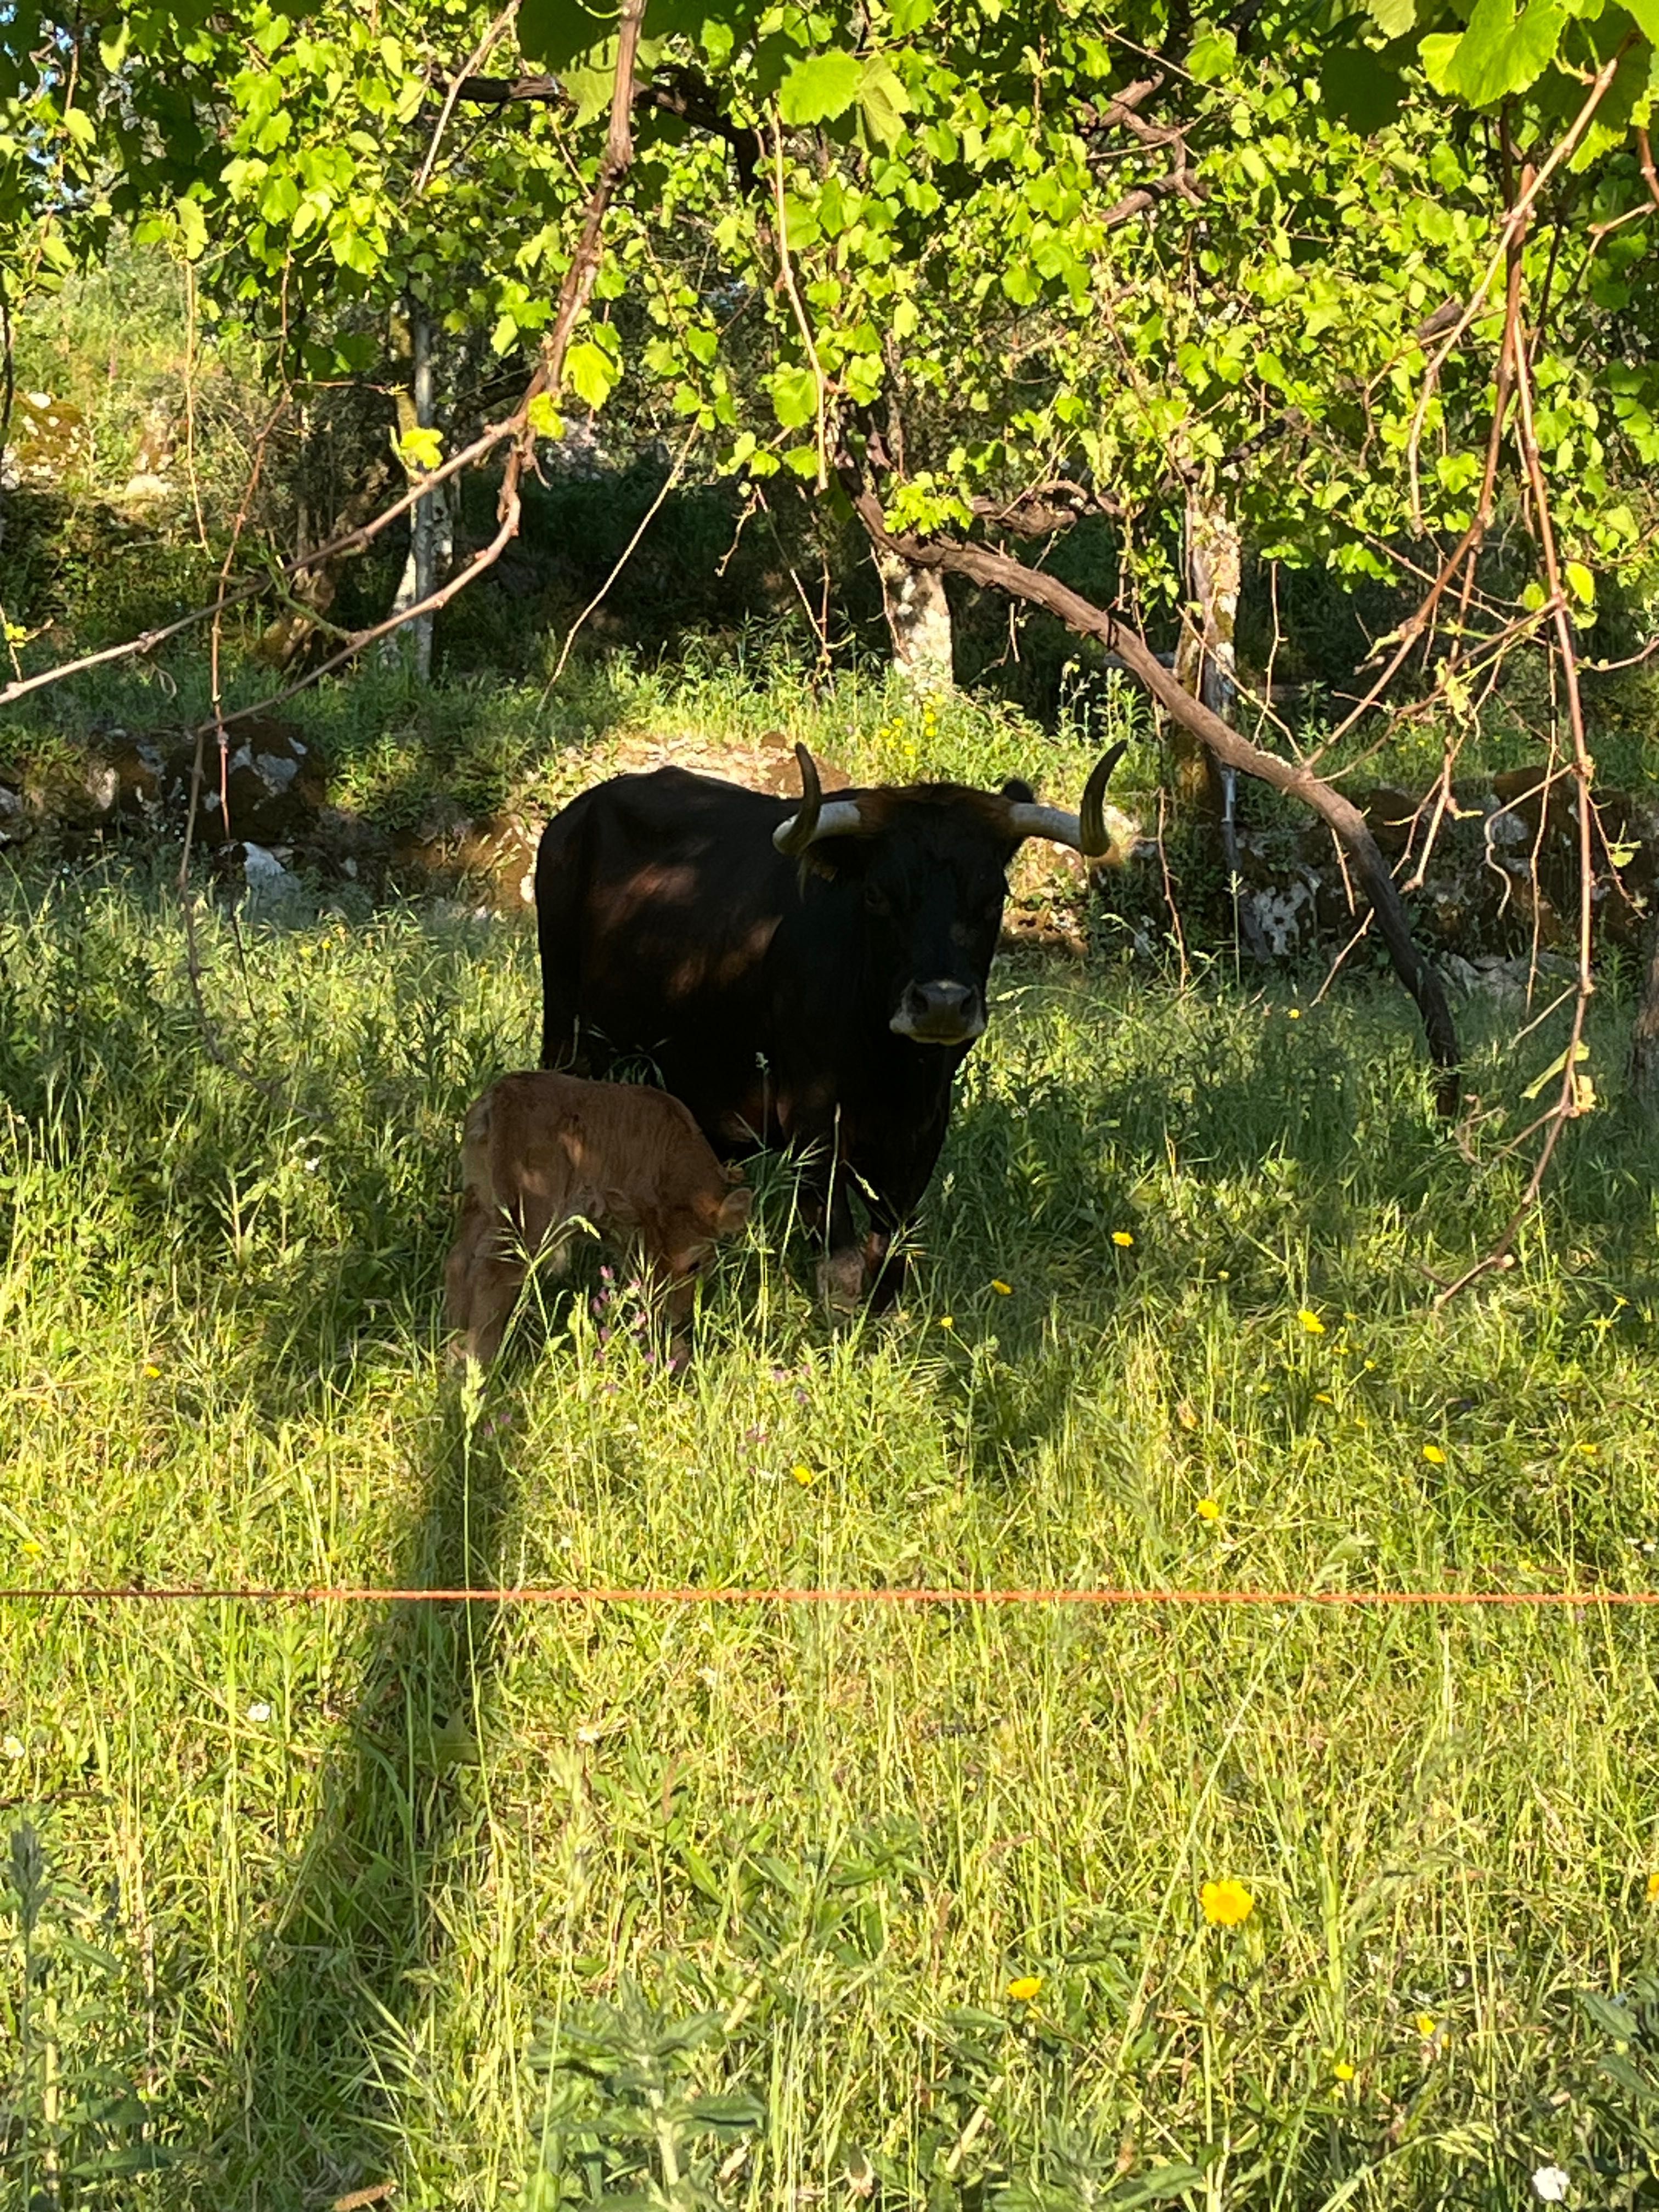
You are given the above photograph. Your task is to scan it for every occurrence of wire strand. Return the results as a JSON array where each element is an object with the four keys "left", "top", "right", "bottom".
[{"left": 2, "top": 1584, "right": 1657, "bottom": 1608}]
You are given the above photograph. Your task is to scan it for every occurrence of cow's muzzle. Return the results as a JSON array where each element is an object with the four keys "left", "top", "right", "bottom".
[{"left": 890, "top": 979, "right": 985, "bottom": 1046}]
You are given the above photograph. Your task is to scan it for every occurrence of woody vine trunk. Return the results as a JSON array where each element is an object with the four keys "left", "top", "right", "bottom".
[{"left": 848, "top": 484, "right": 1461, "bottom": 1114}]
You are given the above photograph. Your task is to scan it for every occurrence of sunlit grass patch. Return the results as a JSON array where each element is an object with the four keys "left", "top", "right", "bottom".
[{"left": 2, "top": 860, "right": 1659, "bottom": 2207}]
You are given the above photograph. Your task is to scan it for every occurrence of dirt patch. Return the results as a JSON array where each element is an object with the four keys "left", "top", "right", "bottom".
[{"left": 607, "top": 725, "right": 853, "bottom": 797}]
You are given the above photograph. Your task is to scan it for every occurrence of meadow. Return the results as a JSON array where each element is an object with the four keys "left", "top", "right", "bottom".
[{"left": 3, "top": 792, "right": 1659, "bottom": 2212}]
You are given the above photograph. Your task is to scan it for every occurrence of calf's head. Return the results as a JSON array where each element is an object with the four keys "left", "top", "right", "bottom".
[
  {"left": 636, "top": 1163, "right": 752, "bottom": 1330},
  {"left": 774, "top": 741, "right": 1125, "bottom": 1048}
]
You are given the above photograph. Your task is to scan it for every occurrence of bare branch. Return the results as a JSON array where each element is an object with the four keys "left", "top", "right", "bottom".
[
  {"left": 189, "top": 0, "right": 650, "bottom": 742},
  {"left": 4, "top": 0, "right": 651, "bottom": 735},
  {"left": 1638, "top": 125, "right": 1659, "bottom": 213},
  {"left": 0, "top": 417, "right": 520, "bottom": 709},
  {"left": 545, "top": 419, "right": 699, "bottom": 692},
  {"left": 450, "top": 61, "right": 763, "bottom": 191},
  {"left": 416, "top": 4, "right": 516, "bottom": 195},
  {"left": 968, "top": 483, "right": 1124, "bottom": 533},
  {"left": 1432, "top": 147, "right": 1599, "bottom": 1307},
  {"left": 1404, "top": 42, "right": 1630, "bottom": 528},
  {"left": 847, "top": 475, "right": 1461, "bottom": 1110}
]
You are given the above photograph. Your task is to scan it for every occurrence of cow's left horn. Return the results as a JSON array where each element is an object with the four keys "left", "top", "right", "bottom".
[
  {"left": 774, "top": 742, "right": 865, "bottom": 853},
  {"left": 1002, "top": 741, "right": 1127, "bottom": 859}
]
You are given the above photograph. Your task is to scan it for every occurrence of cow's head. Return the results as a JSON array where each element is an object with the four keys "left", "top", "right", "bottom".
[{"left": 773, "top": 741, "right": 1125, "bottom": 1048}]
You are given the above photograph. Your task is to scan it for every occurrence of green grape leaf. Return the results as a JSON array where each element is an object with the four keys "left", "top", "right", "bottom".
[
  {"left": 769, "top": 364, "right": 820, "bottom": 428},
  {"left": 565, "top": 336, "right": 621, "bottom": 408},
  {"left": 778, "top": 49, "right": 864, "bottom": 125},
  {"left": 397, "top": 425, "right": 443, "bottom": 471}
]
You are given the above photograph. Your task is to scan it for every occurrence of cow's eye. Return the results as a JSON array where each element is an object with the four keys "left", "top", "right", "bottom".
[{"left": 864, "top": 882, "right": 892, "bottom": 917}]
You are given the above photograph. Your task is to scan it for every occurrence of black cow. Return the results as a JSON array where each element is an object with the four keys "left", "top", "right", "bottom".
[{"left": 534, "top": 740, "right": 1124, "bottom": 1308}]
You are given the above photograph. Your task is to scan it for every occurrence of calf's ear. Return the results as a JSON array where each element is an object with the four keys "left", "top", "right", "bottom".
[{"left": 716, "top": 1186, "right": 753, "bottom": 1234}]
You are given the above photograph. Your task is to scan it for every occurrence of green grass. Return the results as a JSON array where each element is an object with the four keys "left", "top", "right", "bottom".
[{"left": 3, "top": 853, "right": 1659, "bottom": 2210}]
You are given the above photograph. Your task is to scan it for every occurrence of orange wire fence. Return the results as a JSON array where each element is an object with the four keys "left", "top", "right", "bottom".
[{"left": 2, "top": 1583, "right": 1657, "bottom": 1607}]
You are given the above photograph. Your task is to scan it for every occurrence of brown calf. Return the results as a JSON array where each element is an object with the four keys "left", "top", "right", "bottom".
[{"left": 444, "top": 1071, "right": 752, "bottom": 1364}]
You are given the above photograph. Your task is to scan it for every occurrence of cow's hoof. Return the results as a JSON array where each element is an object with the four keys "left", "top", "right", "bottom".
[{"left": 816, "top": 1249, "right": 867, "bottom": 1313}]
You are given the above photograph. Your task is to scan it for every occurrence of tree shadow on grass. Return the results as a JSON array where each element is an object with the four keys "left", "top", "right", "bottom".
[{"left": 202, "top": 1378, "right": 524, "bottom": 2209}]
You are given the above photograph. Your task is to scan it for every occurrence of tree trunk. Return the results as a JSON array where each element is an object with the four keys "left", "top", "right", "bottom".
[
  {"left": 1630, "top": 913, "right": 1659, "bottom": 1114},
  {"left": 1175, "top": 488, "right": 1269, "bottom": 958},
  {"left": 873, "top": 545, "right": 954, "bottom": 690},
  {"left": 384, "top": 309, "right": 440, "bottom": 680},
  {"left": 1171, "top": 488, "right": 1237, "bottom": 817}
]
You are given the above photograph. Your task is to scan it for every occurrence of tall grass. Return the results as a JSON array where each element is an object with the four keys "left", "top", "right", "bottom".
[{"left": 2, "top": 856, "right": 1658, "bottom": 2209}]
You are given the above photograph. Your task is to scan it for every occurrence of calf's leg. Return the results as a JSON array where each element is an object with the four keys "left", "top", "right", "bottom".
[{"left": 445, "top": 1195, "right": 531, "bottom": 1365}]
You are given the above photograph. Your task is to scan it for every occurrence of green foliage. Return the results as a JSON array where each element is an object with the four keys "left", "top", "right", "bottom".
[
  {"left": 526, "top": 1983, "right": 764, "bottom": 2207},
  {"left": 8, "top": 0, "right": 1659, "bottom": 668},
  {"left": 1, "top": 1822, "right": 170, "bottom": 2202}
]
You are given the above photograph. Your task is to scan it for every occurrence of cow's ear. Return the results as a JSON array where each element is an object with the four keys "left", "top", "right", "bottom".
[
  {"left": 800, "top": 837, "right": 870, "bottom": 883},
  {"left": 716, "top": 1185, "right": 753, "bottom": 1234},
  {"left": 1000, "top": 777, "right": 1035, "bottom": 805}
]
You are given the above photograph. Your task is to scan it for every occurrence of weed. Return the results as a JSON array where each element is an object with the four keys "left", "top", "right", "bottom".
[{"left": 0, "top": 1821, "right": 169, "bottom": 2206}]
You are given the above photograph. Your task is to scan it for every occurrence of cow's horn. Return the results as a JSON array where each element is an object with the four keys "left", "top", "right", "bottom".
[
  {"left": 1002, "top": 741, "right": 1127, "bottom": 859},
  {"left": 774, "top": 742, "right": 865, "bottom": 853}
]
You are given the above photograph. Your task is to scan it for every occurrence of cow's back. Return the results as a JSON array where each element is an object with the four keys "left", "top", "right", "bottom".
[{"left": 535, "top": 769, "right": 798, "bottom": 1123}]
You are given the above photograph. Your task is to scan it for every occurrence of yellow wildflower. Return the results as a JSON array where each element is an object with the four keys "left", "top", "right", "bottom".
[
  {"left": 1298, "top": 1308, "right": 1325, "bottom": 1334},
  {"left": 1197, "top": 1497, "right": 1222, "bottom": 1523},
  {"left": 1314, "top": 1392, "right": 1333, "bottom": 1405},
  {"left": 791, "top": 1464, "right": 814, "bottom": 1487},
  {"left": 1200, "top": 1878, "right": 1254, "bottom": 1928},
  {"left": 1423, "top": 1444, "right": 1447, "bottom": 1466},
  {"left": 1645, "top": 1870, "right": 1659, "bottom": 1904},
  {"left": 1287, "top": 1007, "right": 1301, "bottom": 1020},
  {"left": 20, "top": 1540, "right": 42, "bottom": 1560},
  {"left": 1111, "top": 1231, "right": 1135, "bottom": 1248},
  {"left": 990, "top": 1279, "right": 1013, "bottom": 1295},
  {"left": 1006, "top": 1975, "right": 1042, "bottom": 2001},
  {"left": 1333, "top": 2062, "right": 1355, "bottom": 2083},
  {"left": 1414, "top": 2012, "right": 1438, "bottom": 2038},
  {"left": 939, "top": 1315, "right": 955, "bottom": 1331},
  {"left": 144, "top": 1363, "right": 161, "bottom": 1378}
]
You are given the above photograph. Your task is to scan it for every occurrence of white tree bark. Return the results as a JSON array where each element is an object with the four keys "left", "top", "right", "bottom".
[
  {"left": 384, "top": 310, "right": 442, "bottom": 681},
  {"left": 875, "top": 546, "right": 954, "bottom": 690},
  {"left": 1174, "top": 487, "right": 1270, "bottom": 956},
  {"left": 1172, "top": 487, "right": 1241, "bottom": 807}
]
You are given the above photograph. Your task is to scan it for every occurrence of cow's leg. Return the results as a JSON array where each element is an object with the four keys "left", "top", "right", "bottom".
[
  {"left": 851, "top": 1109, "right": 950, "bottom": 1314},
  {"left": 445, "top": 1202, "right": 528, "bottom": 1365},
  {"left": 443, "top": 1197, "right": 490, "bottom": 1359},
  {"left": 861, "top": 1202, "right": 905, "bottom": 1314},
  {"left": 462, "top": 1248, "right": 529, "bottom": 1364},
  {"left": 815, "top": 1173, "right": 868, "bottom": 1312},
  {"left": 790, "top": 1124, "right": 866, "bottom": 1311}
]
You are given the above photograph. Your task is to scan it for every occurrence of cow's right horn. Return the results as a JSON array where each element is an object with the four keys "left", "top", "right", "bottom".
[
  {"left": 1002, "top": 741, "right": 1127, "bottom": 858},
  {"left": 774, "top": 742, "right": 865, "bottom": 853}
]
